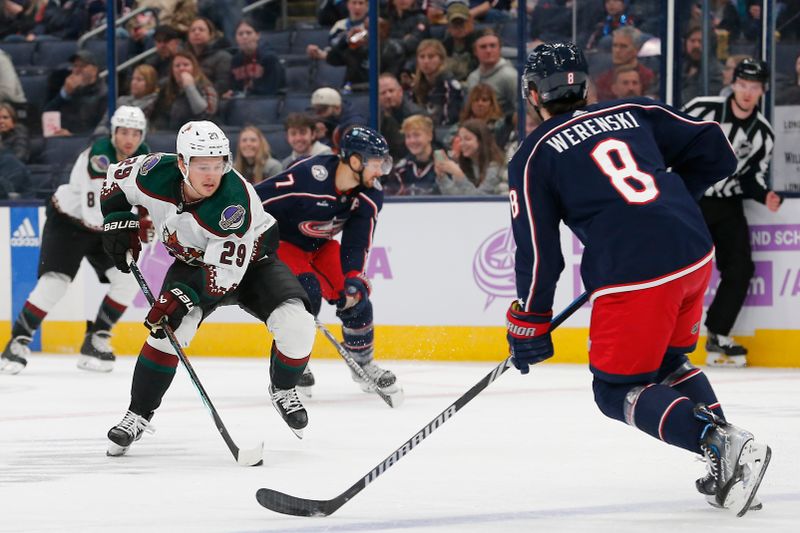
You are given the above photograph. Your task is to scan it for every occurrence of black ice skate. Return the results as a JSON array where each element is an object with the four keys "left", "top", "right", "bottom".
[
  {"left": 694, "top": 405, "right": 771, "bottom": 517},
  {"left": 696, "top": 467, "right": 762, "bottom": 511},
  {"left": 706, "top": 332, "right": 747, "bottom": 368},
  {"left": 296, "top": 366, "right": 315, "bottom": 398},
  {"left": 107, "top": 410, "right": 155, "bottom": 457},
  {"left": 77, "top": 322, "right": 115, "bottom": 373},
  {"left": 269, "top": 384, "right": 308, "bottom": 439},
  {"left": 0, "top": 335, "right": 31, "bottom": 375}
]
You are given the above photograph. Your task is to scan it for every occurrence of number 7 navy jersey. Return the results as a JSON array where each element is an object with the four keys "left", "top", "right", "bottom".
[
  {"left": 254, "top": 154, "right": 383, "bottom": 275},
  {"left": 508, "top": 97, "right": 737, "bottom": 314}
]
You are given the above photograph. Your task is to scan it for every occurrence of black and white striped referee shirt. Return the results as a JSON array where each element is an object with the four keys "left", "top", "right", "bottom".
[{"left": 681, "top": 96, "right": 774, "bottom": 203}]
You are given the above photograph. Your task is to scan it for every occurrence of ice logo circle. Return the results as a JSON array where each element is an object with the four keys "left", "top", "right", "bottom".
[{"left": 473, "top": 227, "right": 517, "bottom": 309}]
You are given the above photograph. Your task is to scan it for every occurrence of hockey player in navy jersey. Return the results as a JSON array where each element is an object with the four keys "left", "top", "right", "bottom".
[
  {"left": 255, "top": 126, "right": 401, "bottom": 400},
  {"left": 506, "top": 42, "right": 770, "bottom": 516}
]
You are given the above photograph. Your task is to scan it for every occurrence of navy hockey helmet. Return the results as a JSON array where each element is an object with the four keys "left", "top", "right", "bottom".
[
  {"left": 522, "top": 41, "right": 589, "bottom": 107},
  {"left": 733, "top": 57, "right": 769, "bottom": 86},
  {"left": 339, "top": 125, "right": 393, "bottom": 175}
]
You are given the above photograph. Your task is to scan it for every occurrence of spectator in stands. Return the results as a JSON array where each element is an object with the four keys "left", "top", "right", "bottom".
[
  {"left": 136, "top": 0, "right": 197, "bottom": 34},
  {"left": 318, "top": 0, "right": 349, "bottom": 27},
  {"left": 234, "top": 125, "right": 282, "bottom": 184},
  {"left": 93, "top": 64, "right": 159, "bottom": 137},
  {"left": 585, "top": 0, "right": 636, "bottom": 50},
  {"left": 709, "top": 0, "right": 740, "bottom": 41},
  {"left": 434, "top": 118, "right": 507, "bottom": 195},
  {"left": 0, "top": 49, "right": 26, "bottom": 106},
  {"left": 0, "top": 0, "right": 37, "bottom": 40},
  {"left": 467, "top": 0, "right": 510, "bottom": 23},
  {"left": 388, "top": 113, "right": 442, "bottom": 196},
  {"left": 0, "top": 102, "right": 29, "bottom": 163},
  {"left": 145, "top": 25, "right": 184, "bottom": 84},
  {"left": 43, "top": 50, "right": 107, "bottom": 136},
  {"left": 681, "top": 25, "right": 723, "bottom": 105},
  {"left": 457, "top": 82, "right": 509, "bottom": 149},
  {"left": 529, "top": 0, "right": 572, "bottom": 42},
  {"left": 32, "top": 0, "right": 90, "bottom": 40},
  {"left": 307, "top": 0, "right": 369, "bottom": 91},
  {"left": 609, "top": 65, "right": 644, "bottom": 98},
  {"left": 379, "top": 72, "right": 423, "bottom": 160},
  {"left": 383, "top": 0, "right": 429, "bottom": 76},
  {"left": 720, "top": 53, "right": 748, "bottom": 97},
  {"left": 0, "top": 143, "right": 30, "bottom": 199},
  {"left": 151, "top": 50, "right": 217, "bottom": 130},
  {"left": 777, "top": 52, "right": 800, "bottom": 105},
  {"left": 281, "top": 112, "right": 333, "bottom": 169},
  {"left": 411, "top": 39, "right": 463, "bottom": 126},
  {"left": 741, "top": 0, "right": 763, "bottom": 42},
  {"left": 226, "top": 17, "right": 285, "bottom": 97},
  {"left": 185, "top": 16, "right": 232, "bottom": 95},
  {"left": 465, "top": 28, "right": 517, "bottom": 118},
  {"left": 308, "top": 86, "right": 365, "bottom": 147},
  {"left": 594, "top": 27, "right": 655, "bottom": 101},
  {"left": 422, "top": 0, "right": 447, "bottom": 25},
  {"left": 442, "top": 0, "right": 479, "bottom": 82}
]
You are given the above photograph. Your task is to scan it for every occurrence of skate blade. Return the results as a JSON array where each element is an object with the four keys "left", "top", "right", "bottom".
[
  {"left": 387, "top": 387, "right": 405, "bottom": 408},
  {"left": 77, "top": 355, "right": 114, "bottom": 373},
  {"left": 106, "top": 442, "right": 129, "bottom": 457},
  {"left": 296, "top": 385, "right": 313, "bottom": 398},
  {"left": 725, "top": 442, "right": 771, "bottom": 517},
  {"left": 289, "top": 427, "right": 304, "bottom": 439},
  {"left": 706, "top": 353, "right": 747, "bottom": 368},
  {"left": 0, "top": 359, "right": 26, "bottom": 375}
]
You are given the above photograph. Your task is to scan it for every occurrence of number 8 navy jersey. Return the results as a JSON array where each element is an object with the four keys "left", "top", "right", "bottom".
[{"left": 508, "top": 97, "right": 737, "bottom": 314}]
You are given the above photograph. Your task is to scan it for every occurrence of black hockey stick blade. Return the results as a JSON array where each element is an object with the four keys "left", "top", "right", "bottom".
[
  {"left": 255, "top": 292, "right": 589, "bottom": 516},
  {"left": 128, "top": 255, "right": 264, "bottom": 467}
]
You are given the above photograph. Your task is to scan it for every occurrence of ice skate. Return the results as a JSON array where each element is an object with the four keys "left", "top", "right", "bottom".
[
  {"left": 77, "top": 322, "right": 115, "bottom": 373},
  {"left": 269, "top": 384, "right": 308, "bottom": 439},
  {"left": 706, "top": 333, "right": 747, "bottom": 368},
  {"left": 296, "top": 366, "right": 315, "bottom": 398},
  {"left": 696, "top": 465, "right": 762, "bottom": 511},
  {"left": 107, "top": 410, "right": 155, "bottom": 456},
  {"left": 694, "top": 405, "right": 771, "bottom": 517},
  {"left": 351, "top": 361, "right": 404, "bottom": 404},
  {"left": 0, "top": 336, "right": 31, "bottom": 375}
]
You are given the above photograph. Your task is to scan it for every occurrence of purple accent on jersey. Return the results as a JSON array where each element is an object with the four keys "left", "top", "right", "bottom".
[
  {"left": 750, "top": 224, "right": 800, "bottom": 251},
  {"left": 572, "top": 234, "right": 584, "bottom": 255},
  {"left": 706, "top": 260, "right": 773, "bottom": 307},
  {"left": 473, "top": 228, "right": 517, "bottom": 310},
  {"left": 219, "top": 204, "right": 245, "bottom": 230}
]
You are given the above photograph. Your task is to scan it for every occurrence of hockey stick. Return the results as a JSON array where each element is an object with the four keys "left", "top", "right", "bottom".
[
  {"left": 256, "top": 291, "right": 590, "bottom": 516},
  {"left": 315, "top": 319, "right": 403, "bottom": 408},
  {"left": 128, "top": 255, "right": 264, "bottom": 467}
]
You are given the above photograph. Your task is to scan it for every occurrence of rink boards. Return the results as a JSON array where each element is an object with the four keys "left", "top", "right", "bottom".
[{"left": 1, "top": 199, "right": 798, "bottom": 366}]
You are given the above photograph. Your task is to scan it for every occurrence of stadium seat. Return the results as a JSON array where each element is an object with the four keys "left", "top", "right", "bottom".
[
  {"left": 17, "top": 67, "right": 51, "bottom": 119},
  {"left": 83, "top": 39, "right": 131, "bottom": 69},
  {"left": 311, "top": 61, "right": 346, "bottom": 90},
  {"left": 224, "top": 96, "right": 282, "bottom": 126},
  {"left": 290, "top": 27, "right": 330, "bottom": 54},
  {"left": 145, "top": 131, "right": 176, "bottom": 153},
  {"left": 264, "top": 30, "right": 293, "bottom": 55},
  {"left": 264, "top": 128, "right": 291, "bottom": 160},
  {"left": 285, "top": 64, "right": 312, "bottom": 92},
  {"left": 36, "top": 40, "right": 78, "bottom": 68},
  {"left": 281, "top": 93, "right": 312, "bottom": 118},
  {"left": 0, "top": 41, "right": 37, "bottom": 68},
  {"left": 345, "top": 92, "right": 370, "bottom": 119},
  {"left": 39, "top": 136, "right": 91, "bottom": 168}
]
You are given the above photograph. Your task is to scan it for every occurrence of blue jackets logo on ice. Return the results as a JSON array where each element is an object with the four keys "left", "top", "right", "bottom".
[
  {"left": 10, "top": 217, "right": 39, "bottom": 247},
  {"left": 220, "top": 204, "right": 245, "bottom": 230}
]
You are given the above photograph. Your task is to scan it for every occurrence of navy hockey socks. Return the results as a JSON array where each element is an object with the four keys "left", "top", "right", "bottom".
[
  {"left": 340, "top": 301, "right": 374, "bottom": 365},
  {"left": 657, "top": 354, "right": 725, "bottom": 419},
  {"left": 270, "top": 341, "right": 309, "bottom": 389},
  {"left": 129, "top": 344, "right": 178, "bottom": 416},
  {"left": 11, "top": 301, "right": 47, "bottom": 338},
  {"left": 92, "top": 296, "right": 127, "bottom": 332}
]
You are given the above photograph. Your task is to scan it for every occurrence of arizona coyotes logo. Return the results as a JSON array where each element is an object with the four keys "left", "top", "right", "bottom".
[
  {"left": 163, "top": 228, "right": 204, "bottom": 263},
  {"left": 297, "top": 218, "right": 347, "bottom": 239}
]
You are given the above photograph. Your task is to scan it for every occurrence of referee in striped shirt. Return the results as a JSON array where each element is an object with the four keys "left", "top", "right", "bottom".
[{"left": 682, "top": 58, "right": 783, "bottom": 368}]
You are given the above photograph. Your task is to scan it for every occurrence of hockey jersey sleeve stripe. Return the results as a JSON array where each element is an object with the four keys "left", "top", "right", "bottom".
[
  {"left": 357, "top": 192, "right": 380, "bottom": 218},
  {"left": 589, "top": 248, "right": 714, "bottom": 303},
  {"left": 521, "top": 146, "right": 541, "bottom": 313}
]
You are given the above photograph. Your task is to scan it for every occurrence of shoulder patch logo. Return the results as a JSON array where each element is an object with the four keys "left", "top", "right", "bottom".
[
  {"left": 140, "top": 153, "right": 162, "bottom": 175},
  {"left": 220, "top": 204, "right": 246, "bottom": 230},
  {"left": 90, "top": 154, "right": 110, "bottom": 173},
  {"left": 311, "top": 165, "right": 328, "bottom": 181}
]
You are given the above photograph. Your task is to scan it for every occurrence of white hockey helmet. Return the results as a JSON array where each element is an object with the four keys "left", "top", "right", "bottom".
[
  {"left": 176, "top": 120, "right": 232, "bottom": 178},
  {"left": 110, "top": 105, "right": 147, "bottom": 145}
]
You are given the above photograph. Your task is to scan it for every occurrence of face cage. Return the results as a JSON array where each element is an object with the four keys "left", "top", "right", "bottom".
[{"left": 364, "top": 154, "right": 394, "bottom": 176}]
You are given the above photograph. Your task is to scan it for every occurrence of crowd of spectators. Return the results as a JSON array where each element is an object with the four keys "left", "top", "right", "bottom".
[{"left": 1, "top": 0, "right": 798, "bottom": 200}]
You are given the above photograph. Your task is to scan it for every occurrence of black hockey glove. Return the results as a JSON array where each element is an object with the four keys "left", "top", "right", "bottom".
[
  {"left": 145, "top": 283, "right": 199, "bottom": 338},
  {"left": 102, "top": 211, "right": 141, "bottom": 273},
  {"left": 506, "top": 301, "right": 553, "bottom": 374},
  {"left": 335, "top": 275, "right": 371, "bottom": 320}
]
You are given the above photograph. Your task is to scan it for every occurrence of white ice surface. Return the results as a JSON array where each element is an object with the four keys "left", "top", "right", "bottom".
[{"left": 1, "top": 355, "right": 798, "bottom": 533}]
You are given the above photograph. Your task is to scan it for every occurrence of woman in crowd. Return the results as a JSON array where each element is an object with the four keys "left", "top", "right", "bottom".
[
  {"left": 411, "top": 39, "right": 463, "bottom": 126},
  {"left": 434, "top": 118, "right": 507, "bottom": 195},
  {"left": 0, "top": 103, "right": 29, "bottom": 163},
  {"left": 151, "top": 51, "right": 218, "bottom": 130},
  {"left": 185, "top": 16, "right": 233, "bottom": 95},
  {"left": 226, "top": 17, "right": 285, "bottom": 97},
  {"left": 456, "top": 83, "right": 510, "bottom": 149},
  {"left": 94, "top": 65, "right": 159, "bottom": 136},
  {"left": 233, "top": 125, "right": 282, "bottom": 185}
]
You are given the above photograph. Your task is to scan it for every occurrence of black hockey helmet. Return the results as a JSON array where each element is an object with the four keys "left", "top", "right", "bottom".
[
  {"left": 733, "top": 57, "right": 769, "bottom": 86},
  {"left": 339, "top": 125, "right": 393, "bottom": 174},
  {"left": 522, "top": 41, "right": 589, "bottom": 107}
]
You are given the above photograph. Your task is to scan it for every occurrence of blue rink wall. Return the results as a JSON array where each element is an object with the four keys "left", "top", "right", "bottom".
[{"left": 1, "top": 199, "right": 799, "bottom": 367}]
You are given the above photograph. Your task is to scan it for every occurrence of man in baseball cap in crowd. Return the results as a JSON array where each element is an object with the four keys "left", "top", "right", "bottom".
[
  {"left": 443, "top": 0, "right": 479, "bottom": 82},
  {"left": 308, "top": 87, "right": 366, "bottom": 148},
  {"left": 43, "top": 49, "right": 108, "bottom": 136}
]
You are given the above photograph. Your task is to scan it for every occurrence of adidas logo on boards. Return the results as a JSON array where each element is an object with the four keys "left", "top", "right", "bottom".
[{"left": 10, "top": 217, "right": 39, "bottom": 247}]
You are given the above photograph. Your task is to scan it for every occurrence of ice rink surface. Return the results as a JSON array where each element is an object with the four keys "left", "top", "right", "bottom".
[{"left": 1, "top": 355, "right": 798, "bottom": 533}]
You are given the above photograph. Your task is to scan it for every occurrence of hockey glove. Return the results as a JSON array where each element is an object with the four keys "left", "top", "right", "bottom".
[
  {"left": 145, "top": 283, "right": 199, "bottom": 339},
  {"left": 335, "top": 274, "right": 371, "bottom": 320},
  {"left": 506, "top": 301, "right": 553, "bottom": 374},
  {"left": 103, "top": 211, "right": 141, "bottom": 273}
]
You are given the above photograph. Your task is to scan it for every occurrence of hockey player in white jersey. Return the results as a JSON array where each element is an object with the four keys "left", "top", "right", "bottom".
[
  {"left": 100, "top": 120, "right": 316, "bottom": 456},
  {"left": 1, "top": 106, "right": 150, "bottom": 375}
]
